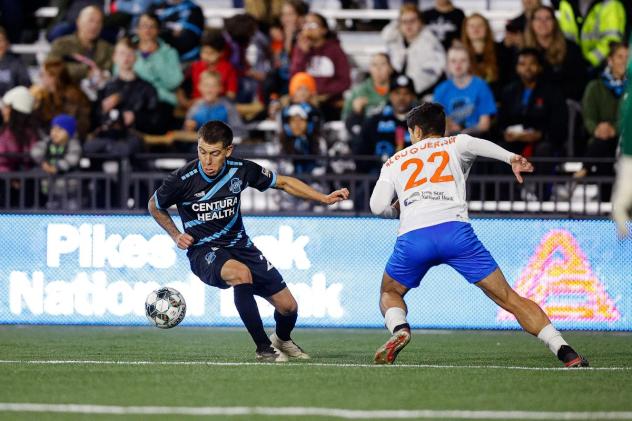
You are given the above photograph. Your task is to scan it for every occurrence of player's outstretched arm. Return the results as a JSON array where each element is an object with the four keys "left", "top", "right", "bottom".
[
  {"left": 148, "top": 196, "right": 194, "bottom": 250},
  {"left": 510, "top": 154, "right": 534, "bottom": 184},
  {"left": 274, "top": 175, "right": 349, "bottom": 205},
  {"left": 459, "top": 135, "right": 534, "bottom": 183}
]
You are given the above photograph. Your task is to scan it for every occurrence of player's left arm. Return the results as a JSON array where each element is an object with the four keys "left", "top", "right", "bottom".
[
  {"left": 274, "top": 175, "right": 350, "bottom": 205},
  {"left": 458, "top": 135, "right": 534, "bottom": 183}
]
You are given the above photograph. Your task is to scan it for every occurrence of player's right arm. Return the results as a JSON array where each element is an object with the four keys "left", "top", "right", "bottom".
[
  {"left": 370, "top": 165, "right": 399, "bottom": 219},
  {"left": 148, "top": 196, "right": 193, "bottom": 250},
  {"left": 149, "top": 170, "right": 193, "bottom": 250}
]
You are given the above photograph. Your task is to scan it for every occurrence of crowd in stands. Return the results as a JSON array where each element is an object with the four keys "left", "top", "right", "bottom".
[{"left": 0, "top": 0, "right": 630, "bottom": 209}]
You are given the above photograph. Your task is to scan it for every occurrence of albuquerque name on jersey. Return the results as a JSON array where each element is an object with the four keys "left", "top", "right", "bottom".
[
  {"left": 153, "top": 158, "right": 276, "bottom": 248},
  {"left": 376, "top": 134, "right": 512, "bottom": 235}
]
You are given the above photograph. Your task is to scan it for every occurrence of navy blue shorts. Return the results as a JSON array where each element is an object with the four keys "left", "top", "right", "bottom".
[
  {"left": 187, "top": 243, "right": 287, "bottom": 298},
  {"left": 385, "top": 221, "right": 498, "bottom": 289}
]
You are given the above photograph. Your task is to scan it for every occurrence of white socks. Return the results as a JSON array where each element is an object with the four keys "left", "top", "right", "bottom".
[
  {"left": 384, "top": 307, "right": 408, "bottom": 334},
  {"left": 537, "top": 324, "right": 568, "bottom": 355}
]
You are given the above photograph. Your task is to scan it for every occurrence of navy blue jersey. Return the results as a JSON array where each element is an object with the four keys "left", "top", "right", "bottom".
[{"left": 153, "top": 158, "right": 276, "bottom": 248}]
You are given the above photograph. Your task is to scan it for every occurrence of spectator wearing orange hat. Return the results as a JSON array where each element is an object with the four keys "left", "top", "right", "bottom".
[
  {"left": 290, "top": 12, "right": 351, "bottom": 120},
  {"left": 268, "top": 71, "right": 319, "bottom": 120}
]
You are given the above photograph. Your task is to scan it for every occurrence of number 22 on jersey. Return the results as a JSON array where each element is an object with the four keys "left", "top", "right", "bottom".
[{"left": 401, "top": 151, "right": 454, "bottom": 191}]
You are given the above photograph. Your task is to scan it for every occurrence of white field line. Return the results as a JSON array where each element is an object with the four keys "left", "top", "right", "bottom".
[
  {"left": 0, "top": 359, "right": 629, "bottom": 371},
  {"left": 1, "top": 403, "right": 632, "bottom": 419}
]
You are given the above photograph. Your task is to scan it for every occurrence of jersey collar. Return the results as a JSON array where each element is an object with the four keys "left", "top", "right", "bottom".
[{"left": 197, "top": 160, "right": 227, "bottom": 183}]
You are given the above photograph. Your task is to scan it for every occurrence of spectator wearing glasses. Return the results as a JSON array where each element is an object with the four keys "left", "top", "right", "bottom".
[
  {"left": 382, "top": 4, "right": 445, "bottom": 97},
  {"left": 291, "top": 12, "right": 351, "bottom": 120}
]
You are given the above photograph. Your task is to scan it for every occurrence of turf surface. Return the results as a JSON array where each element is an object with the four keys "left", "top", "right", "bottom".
[{"left": 0, "top": 326, "right": 630, "bottom": 420}]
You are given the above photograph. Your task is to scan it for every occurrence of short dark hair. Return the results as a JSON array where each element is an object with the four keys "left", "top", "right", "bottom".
[
  {"left": 197, "top": 121, "right": 234, "bottom": 147},
  {"left": 608, "top": 41, "right": 628, "bottom": 58},
  {"left": 200, "top": 28, "right": 226, "bottom": 52},
  {"left": 139, "top": 12, "right": 161, "bottom": 30},
  {"left": 406, "top": 103, "right": 446, "bottom": 136},
  {"left": 517, "top": 47, "right": 543, "bottom": 66}
]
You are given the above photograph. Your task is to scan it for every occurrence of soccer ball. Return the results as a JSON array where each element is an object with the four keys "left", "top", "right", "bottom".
[{"left": 145, "top": 287, "right": 186, "bottom": 329}]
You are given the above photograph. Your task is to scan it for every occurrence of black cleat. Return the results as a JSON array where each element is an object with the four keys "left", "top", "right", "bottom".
[{"left": 557, "top": 345, "right": 589, "bottom": 368}]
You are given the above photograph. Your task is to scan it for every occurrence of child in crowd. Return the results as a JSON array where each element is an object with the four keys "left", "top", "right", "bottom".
[
  {"left": 184, "top": 71, "right": 245, "bottom": 137},
  {"left": 30, "top": 114, "right": 82, "bottom": 209},
  {"left": 182, "top": 29, "right": 237, "bottom": 106}
]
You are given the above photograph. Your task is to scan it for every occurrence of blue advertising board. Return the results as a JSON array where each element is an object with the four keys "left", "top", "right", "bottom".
[{"left": 0, "top": 215, "right": 629, "bottom": 330}]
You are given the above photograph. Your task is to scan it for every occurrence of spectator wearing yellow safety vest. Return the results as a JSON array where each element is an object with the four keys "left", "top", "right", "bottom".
[{"left": 557, "top": 0, "right": 626, "bottom": 69}]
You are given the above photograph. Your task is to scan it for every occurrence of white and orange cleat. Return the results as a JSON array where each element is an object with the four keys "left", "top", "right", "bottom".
[{"left": 374, "top": 330, "right": 411, "bottom": 364}]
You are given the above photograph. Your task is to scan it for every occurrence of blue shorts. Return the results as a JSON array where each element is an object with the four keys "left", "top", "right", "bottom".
[
  {"left": 385, "top": 221, "right": 498, "bottom": 289},
  {"left": 187, "top": 242, "right": 287, "bottom": 298}
]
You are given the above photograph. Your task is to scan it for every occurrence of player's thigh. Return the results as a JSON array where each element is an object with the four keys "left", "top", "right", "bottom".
[
  {"left": 233, "top": 245, "right": 287, "bottom": 297},
  {"left": 442, "top": 222, "right": 499, "bottom": 284},
  {"left": 220, "top": 259, "right": 253, "bottom": 286},
  {"left": 385, "top": 230, "right": 436, "bottom": 289},
  {"left": 474, "top": 268, "right": 520, "bottom": 310},
  {"left": 265, "top": 287, "right": 298, "bottom": 315},
  {"left": 189, "top": 247, "right": 235, "bottom": 289}
]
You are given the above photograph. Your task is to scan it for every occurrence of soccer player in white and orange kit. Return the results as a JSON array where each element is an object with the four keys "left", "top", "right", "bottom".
[{"left": 370, "top": 103, "right": 588, "bottom": 367}]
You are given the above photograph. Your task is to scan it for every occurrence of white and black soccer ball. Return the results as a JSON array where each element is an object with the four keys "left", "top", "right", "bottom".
[{"left": 145, "top": 287, "right": 186, "bottom": 329}]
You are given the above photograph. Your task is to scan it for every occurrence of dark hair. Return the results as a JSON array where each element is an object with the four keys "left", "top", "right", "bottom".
[
  {"left": 608, "top": 41, "right": 628, "bottom": 58},
  {"left": 284, "top": 0, "right": 309, "bottom": 17},
  {"left": 197, "top": 120, "right": 233, "bottom": 147},
  {"left": 7, "top": 108, "right": 33, "bottom": 146},
  {"left": 517, "top": 47, "right": 544, "bottom": 66},
  {"left": 200, "top": 28, "right": 226, "bottom": 52},
  {"left": 138, "top": 12, "right": 161, "bottom": 30},
  {"left": 406, "top": 103, "right": 446, "bottom": 136},
  {"left": 224, "top": 14, "right": 258, "bottom": 47},
  {"left": 307, "top": 12, "right": 336, "bottom": 40}
]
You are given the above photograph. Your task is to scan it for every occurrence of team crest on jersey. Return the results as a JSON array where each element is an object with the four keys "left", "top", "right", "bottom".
[{"left": 229, "top": 177, "right": 242, "bottom": 194}]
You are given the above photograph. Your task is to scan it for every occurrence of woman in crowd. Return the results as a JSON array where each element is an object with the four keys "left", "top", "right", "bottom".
[
  {"left": 133, "top": 12, "right": 183, "bottom": 134},
  {"left": 342, "top": 52, "right": 393, "bottom": 120},
  {"left": 524, "top": 5, "right": 587, "bottom": 101},
  {"left": 575, "top": 42, "right": 628, "bottom": 193},
  {"left": 381, "top": 4, "right": 445, "bottom": 97},
  {"left": 461, "top": 13, "right": 512, "bottom": 96},
  {"left": 30, "top": 58, "right": 91, "bottom": 140},
  {"left": 291, "top": 12, "right": 351, "bottom": 120}
]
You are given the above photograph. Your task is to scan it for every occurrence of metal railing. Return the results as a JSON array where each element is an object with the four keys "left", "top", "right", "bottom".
[{"left": 0, "top": 153, "right": 616, "bottom": 218}]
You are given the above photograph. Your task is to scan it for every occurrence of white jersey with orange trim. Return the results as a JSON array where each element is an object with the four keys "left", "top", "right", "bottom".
[{"left": 370, "top": 134, "right": 515, "bottom": 236}]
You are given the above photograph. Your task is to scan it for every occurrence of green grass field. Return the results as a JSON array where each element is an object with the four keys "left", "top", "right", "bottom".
[{"left": 0, "top": 326, "right": 631, "bottom": 420}]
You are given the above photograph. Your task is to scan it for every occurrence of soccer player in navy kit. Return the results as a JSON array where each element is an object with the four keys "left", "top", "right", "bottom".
[{"left": 148, "top": 121, "right": 349, "bottom": 362}]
